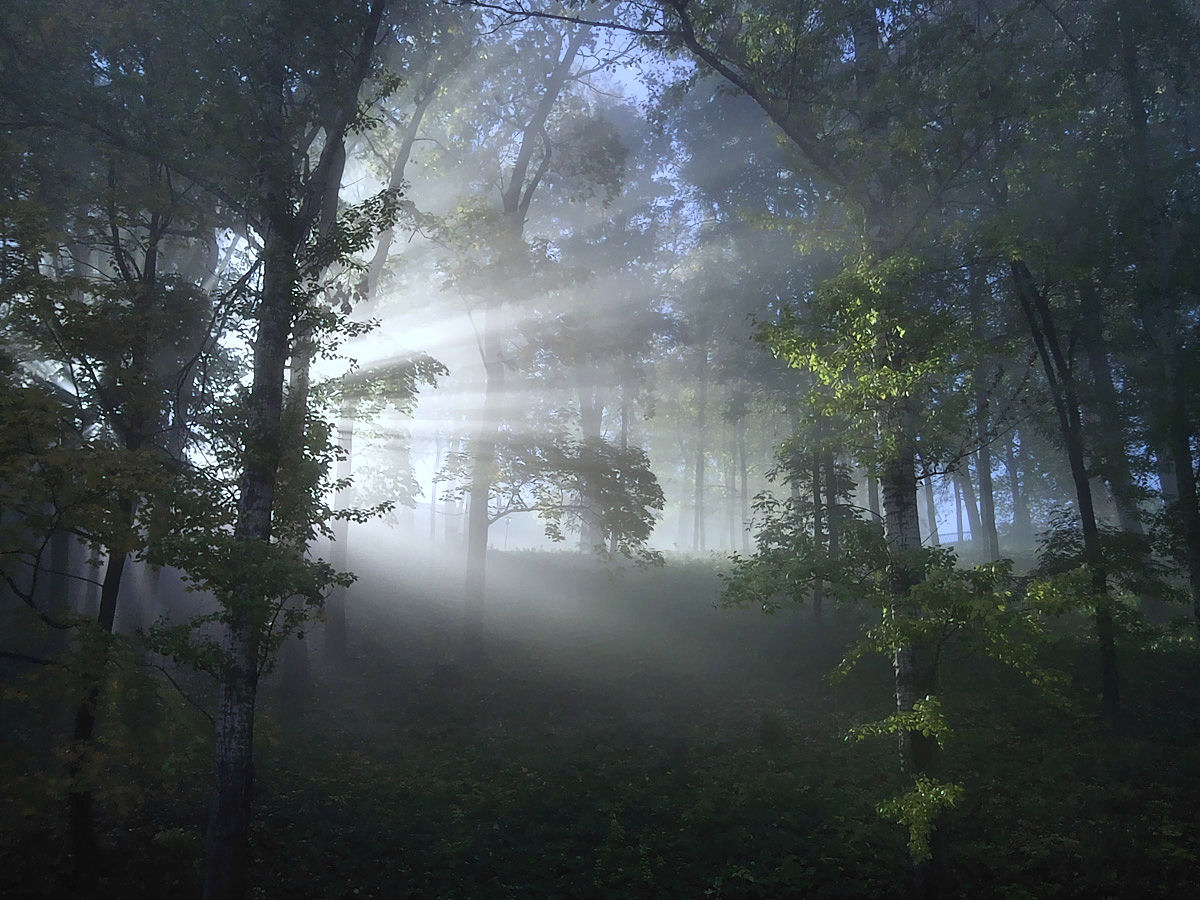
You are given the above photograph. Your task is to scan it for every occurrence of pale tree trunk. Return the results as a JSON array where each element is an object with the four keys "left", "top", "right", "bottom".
[
  {"left": 576, "top": 354, "right": 605, "bottom": 551},
  {"left": 325, "top": 409, "right": 354, "bottom": 662},
  {"left": 724, "top": 432, "right": 737, "bottom": 551},
  {"left": 923, "top": 478, "right": 940, "bottom": 547},
  {"left": 811, "top": 451, "right": 825, "bottom": 625},
  {"left": 430, "top": 431, "right": 443, "bottom": 541},
  {"left": 954, "top": 477, "right": 964, "bottom": 544},
  {"left": 463, "top": 296, "right": 503, "bottom": 658},
  {"left": 954, "top": 466, "right": 983, "bottom": 556},
  {"left": 975, "top": 447, "right": 999, "bottom": 561},
  {"left": 738, "top": 420, "right": 750, "bottom": 553},
  {"left": 1005, "top": 431, "right": 1033, "bottom": 548},
  {"left": 971, "top": 268, "right": 1000, "bottom": 561},
  {"left": 278, "top": 324, "right": 317, "bottom": 695}
]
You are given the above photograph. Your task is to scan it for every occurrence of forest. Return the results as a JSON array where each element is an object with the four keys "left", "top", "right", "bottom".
[{"left": 2, "top": 1, "right": 1199, "bottom": 897}]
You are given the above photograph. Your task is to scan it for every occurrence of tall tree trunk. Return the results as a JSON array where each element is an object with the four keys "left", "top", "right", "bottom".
[
  {"left": 954, "top": 466, "right": 983, "bottom": 556},
  {"left": 1077, "top": 282, "right": 1159, "bottom": 615},
  {"left": 971, "top": 268, "right": 1000, "bottom": 561},
  {"left": 823, "top": 451, "right": 841, "bottom": 626},
  {"left": 326, "top": 408, "right": 354, "bottom": 663},
  {"left": 68, "top": 502, "right": 130, "bottom": 878},
  {"left": 923, "top": 478, "right": 940, "bottom": 548},
  {"left": 1118, "top": 7, "right": 1200, "bottom": 627},
  {"left": 1005, "top": 431, "right": 1033, "bottom": 548},
  {"left": 463, "top": 296, "right": 502, "bottom": 660},
  {"left": 576, "top": 355, "right": 605, "bottom": 551},
  {"left": 811, "top": 451, "right": 825, "bottom": 625},
  {"left": 462, "top": 25, "right": 588, "bottom": 652},
  {"left": 1013, "top": 261, "right": 1119, "bottom": 720},
  {"left": 204, "top": 6, "right": 385, "bottom": 894},
  {"left": 975, "top": 447, "right": 999, "bottom": 561},
  {"left": 1078, "top": 283, "right": 1146, "bottom": 538},
  {"left": 692, "top": 346, "right": 708, "bottom": 553},
  {"left": 1157, "top": 455, "right": 1179, "bottom": 508},
  {"left": 881, "top": 400, "right": 935, "bottom": 777},
  {"left": 723, "top": 433, "right": 736, "bottom": 550},
  {"left": 738, "top": 419, "right": 750, "bottom": 553}
]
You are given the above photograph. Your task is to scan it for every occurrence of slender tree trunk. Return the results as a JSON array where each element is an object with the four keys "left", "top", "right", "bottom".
[
  {"left": 954, "top": 466, "right": 983, "bottom": 556},
  {"left": 738, "top": 420, "right": 750, "bottom": 553},
  {"left": 923, "top": 478, "right": 940, "bottom": 547},
  {"left": 811, "top": 451, "right": 825, "bottom": 625},
  {"left": 975, "top": 448, "right": 999, "bottom": 561},
  {"left": 1157, "top": 455, "right": 1179, "bottom": 508},
  {"left": 867, "top": 473, "right": 881, "bottom": 522},
  {"left": 822, "top": 451, "right": 841, "bottom": 626},
  {"left": 462, "top": 26, "right": 587, "bottom": 651},
  {"left": 1078, "top": 283, "right": 1146, "bottom": 538},
  {"left": 692, "top": 346, "right": 708, "bottom": 553},
  {"left": 1005, "top": 431, "right": 1033, "bottom": 548},
  {"left": 881, "top": 400, "right": 935, "bottom": 777},
  {"left": 1013, "top": 261, "right": 1119, "bottom": 720},
  {"left": 325, "top": 409, "right": 354, "bottom": 663},
  {"left": 576, "top": 355, "right": 604, "bottom": 551},
  {"left": 1119, "top": 7, "right": 1200, "bottom": 627},
  {"left": 68, "top": 511, "right": 130, "bottom": 877},
  {"left": 463, "top": 297, "right": 501, "bottom": 660},
  {"left": 430, "top": 432, "right": 443, "bottom": 541}
]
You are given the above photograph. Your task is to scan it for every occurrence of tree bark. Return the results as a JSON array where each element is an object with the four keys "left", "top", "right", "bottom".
[
  {"left": 1013, "top": 260, "right": 1119, "bottom": 720},
  {"left": 204, "top": 4, "right": 386, "bottom": 894},
  {"left": 1005, "top": 431, "right": 1033, "bottom": 548},
  {"left": 881, "top": 400, "right": 935, "bottom": 777},
  {"left": 738, "top": 419, "right": 750, "bottom": 553},
  {"left": 811, "top": 451, "right": 825, "bottom": 625},
  {"left": 954, "top": 466, "right": 983, "bottom": 556},
  {"left": 1118, "top": 7, "right": 1200, "bottom": 627},
  {"left": 462, "top": 25, "right": 588, "bottom": 654},
  {"left": 325, "top": 409, "right": 354, "bottom": 663}
]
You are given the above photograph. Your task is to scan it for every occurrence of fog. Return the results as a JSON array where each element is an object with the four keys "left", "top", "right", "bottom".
[{"left": 7, "top": 3, "right": 1198, "bottom": 896}]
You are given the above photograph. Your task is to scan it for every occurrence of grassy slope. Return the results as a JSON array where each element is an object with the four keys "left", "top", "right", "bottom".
[{"left": 3, "top": 549, "right": 1199, "bottom": 897}]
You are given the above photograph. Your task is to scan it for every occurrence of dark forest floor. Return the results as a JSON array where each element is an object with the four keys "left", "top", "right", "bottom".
[{"left": 3, "top": 550, "right": 1200, "bottom": 898}]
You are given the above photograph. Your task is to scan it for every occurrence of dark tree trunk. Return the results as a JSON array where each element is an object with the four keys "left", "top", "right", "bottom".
[
  {"left": 204, "top": 5, "right": 386, "bottom": 894},
  {"left": 1013, "top": 261, "right": 1119, "bottom": 720},
  {"left": 462, "top": 26, "right": 587, "bottom": 653},
  {"left": 881, "top": 400, "right": 936, "bottom": 777},
  {"left": 68, "top": 524, "right": 129, "bottom": 878},
  {"left": 1118, "top": 7, "right": 1200, "bottom": 628}
]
